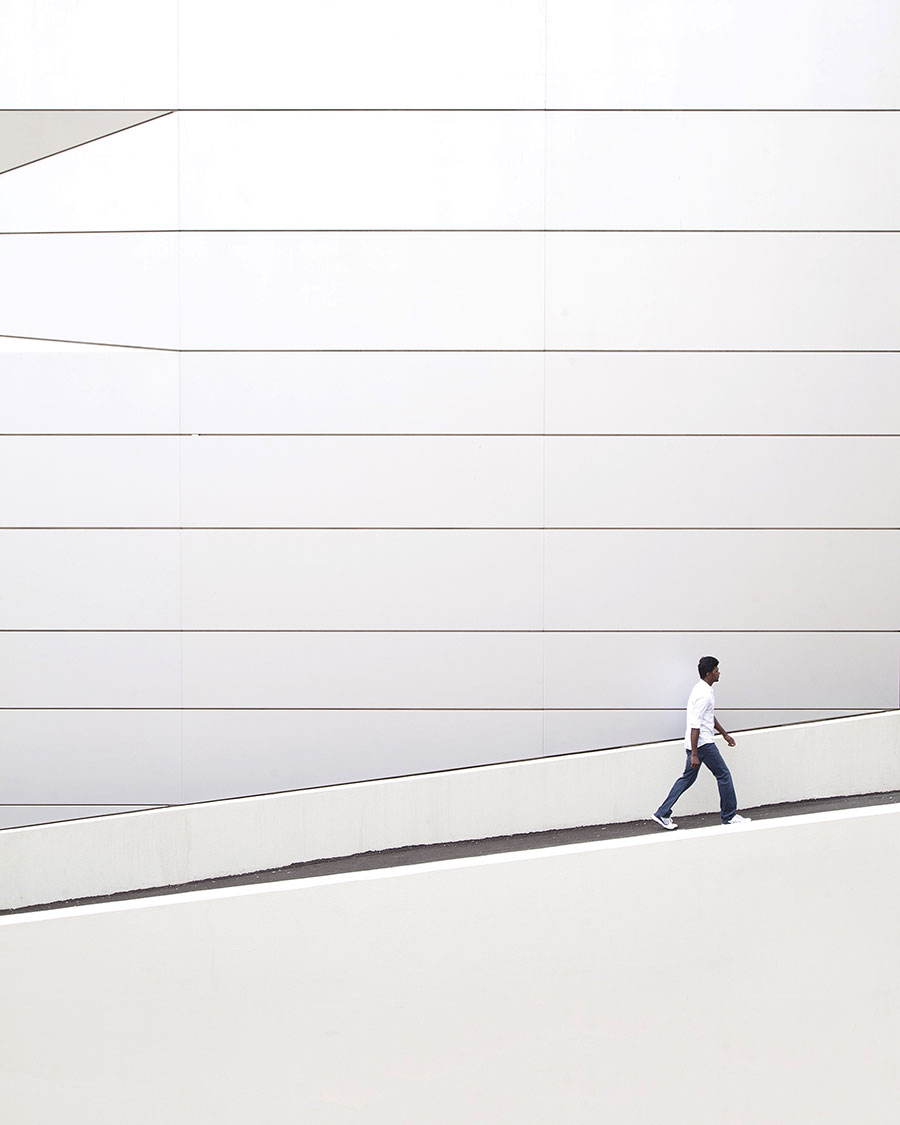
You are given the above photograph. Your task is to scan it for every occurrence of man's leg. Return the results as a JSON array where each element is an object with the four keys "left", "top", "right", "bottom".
[
  {"left": 698, "top": 743, "right": 738, "bottom": 823},
  {"left": 654, "top": 752, "right": 700, "bottom": 819}
]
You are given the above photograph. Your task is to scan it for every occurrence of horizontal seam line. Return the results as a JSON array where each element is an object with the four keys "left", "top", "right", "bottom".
[
  {"left": 3, "top": 229, "right": 899, "bottom": 235},
  {"left": 15, "top": 107, "right": 896, "bottom": 112},
  {"left": 1, "top": 526, "right": 897, "bottom": 531},
  {"left": 2, "top": 433, "right": 900, "bottom": 439},
  {"left": 2, "top": 629, "right": 898, "bottom": 634},
  {"left": 2, "top": 337, "right": 899, "bottom": 354}
]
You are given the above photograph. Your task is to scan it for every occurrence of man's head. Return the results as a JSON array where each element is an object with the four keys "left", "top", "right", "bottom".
[{"left": 698, "top": 656, "right": 719, "bottom": 683}]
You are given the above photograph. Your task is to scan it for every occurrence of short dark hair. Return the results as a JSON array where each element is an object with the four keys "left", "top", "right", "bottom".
[{"left": 698, "top": 656, "right": 719, "bottom": 679}]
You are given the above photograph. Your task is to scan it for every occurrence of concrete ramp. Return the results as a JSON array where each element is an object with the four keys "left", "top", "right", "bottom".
[
  {"left": 1, "top": 802, "right": 898, "bottom": 1124},
  {"left": 1, "top": 710, "right": 897, "bottom": 912}
]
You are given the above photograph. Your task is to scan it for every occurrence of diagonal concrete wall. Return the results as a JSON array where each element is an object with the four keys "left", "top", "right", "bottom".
[{"left": 1, "top": 710, "right": 897, "bottom": 911}]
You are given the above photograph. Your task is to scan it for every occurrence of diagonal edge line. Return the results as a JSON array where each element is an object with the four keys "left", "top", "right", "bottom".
[
  {"left": 0, "top": 333, "right": 178, "bottom": 353},
  {"left": 0, "top": 110, "right": 175, "bottom": 178}
]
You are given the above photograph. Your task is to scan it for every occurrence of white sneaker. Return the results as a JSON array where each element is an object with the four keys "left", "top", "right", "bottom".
[
  {"left": 651, "top": 813, "right": 678, "bottom": 830},
  {"left": 723, "top": 813, "right": 751, "bottom": 826}
]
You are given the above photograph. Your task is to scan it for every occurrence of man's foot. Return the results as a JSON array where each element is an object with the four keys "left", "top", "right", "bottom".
[
  {"left": 651, "top": 813, "right": 678, "bottom": 830},
  {"left": 723, "top": 813, "right": 751, "bottom": 826}
]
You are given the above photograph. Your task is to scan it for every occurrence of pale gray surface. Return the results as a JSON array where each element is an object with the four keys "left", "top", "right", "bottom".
[
  {"left": 180, "top": 436, "right": 543, "bottom": 527},
  {"left": 0, "top": 711, "right": 182, "bottom": 805},
  {"left": 547, "top": 112, "right": 900, "bottom": 230},
  {"left": 0, "top": 345, "right": 179, "bottom": 432},
  {"left": 181, "top": 709, "right": 544, "bottom": 801},
  {"left": 544, "top": 352, "right": 900, "bottom": 436},
  {"left": 179, "top": 111, "right": 544, "bottom": 229},
  {"left": 544, "top": 530, "right": 900, "bottom": 630},
  {"left": 546, "top": 233, "right": 900, "bottom": 350},
  {"left": 177, "top": 0, "right": 545, "bottom": 108},
  {"left": 0, "top": 530, "right": 180, "bottom": 628},
  {"left": 545, "top": 437, "right": 900, "bottom": 527},
  {"left": 0, "top": 113, "right": 177, "bottom": 232},
  {"left": 179, "top": 352, "right": 544, "bottom": 435},
  {"left": 179, "top": 232, "right": 544, "bottom": 350},
  {"left": 547, "top": 0, "right": 900, "bottom": 107},
  {"left": 0, "top": 110, "right": 164, "bottom": 174},
  {"left": 3, "top": 806, "right": 898, "bottom": 1124},
  {"left": 181, "top": 632, "right": 544, "bottom": 709},
  {"left": 2, "top": 2, "right": 898, "bottom": 821},
  {"left": 0, "top": 633, "right": 181, "bottom": 708},
  {"left": 0, "top": 805, "right": 161, "bottom": 831},
  {"left": 0, "top": 437, "right": 180, "bottom": 525},
  {"left": 0, "top": 1, "right": 176, "bottom": 107},
  {"left": 181, "top": 529, "right": 543, "bottom": 629},
  {"left": 543, "top": 633, "right": 900, "bottom": 710},
  {"left": 0, "top": 233, "right": 178, "bottom": 348},
  {"left": 542, "top": 709, "right": 879, "bottom": 757}
]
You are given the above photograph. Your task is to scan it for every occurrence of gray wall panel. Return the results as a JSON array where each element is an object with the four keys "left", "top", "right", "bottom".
[
  {"left": 0, "top": 634, "right": 181, "bottom": 708},
  {"left": 181, "top": 437, "right": 543, "bottom": 528},
  {"left": 543, "top": 633, "right": 900, "bottom": 710},
  {"left": 545, "top": 353, "right": 900, "bottom": 436},
  {"left": 182, "top": 709, "right": 543, "bottom": 802},
  {"left": 182, "top": 530, "right": 543, "bottom": 630},
  {"left": 0, "top": 531, "right": 180, "bottom": 629},
  {"left": 546, "top": 233, "right": 900, "bottom": 350},
  {"left": 0, "top": 710, "right": 182, "bottom": 804},
  {"left": 544, "top": 530, "right": 900, "bottom": 631},
  {"left": 182, "top": 633, "right": 543, "bottom": 710},
  {"left": 0, "top": 438, "right": 180, "bottom": 527},
  {"left": 545, "top": 438, "right": 900, "bottom": 528},
  {"left": 0, "top": 345, "right": 179, "bottom": 434},
  {"left": 180, "top": 352, "right": 544, "bottom": 436},
  {"left": 547, "top": 0, "right": 900, "bottom": 108}
]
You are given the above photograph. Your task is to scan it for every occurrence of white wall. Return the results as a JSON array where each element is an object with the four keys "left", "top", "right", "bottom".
[
  {"left": 2, "top": 2, "right": 899, "bottom": 825},
  {"left": 2, "top": 804, "right": 898, "bottom": 1123}
]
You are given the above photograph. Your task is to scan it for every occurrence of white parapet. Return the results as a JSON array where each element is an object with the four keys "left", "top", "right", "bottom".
[
  {"left": 1, "top": 803, "right": 898, "bottom": 1123},
  {"left": 0, "top": 710, "right": 897, "bottom": 911}
]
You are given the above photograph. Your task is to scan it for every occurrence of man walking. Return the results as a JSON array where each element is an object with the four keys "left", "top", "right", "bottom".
[{"left": 652, "top": 656, "right": 750, "bottom": 830}]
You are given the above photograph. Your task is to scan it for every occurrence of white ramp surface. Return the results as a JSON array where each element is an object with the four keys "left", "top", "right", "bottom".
[{"left": 1, "top": 804, "right": 898, "bottom": 1123}]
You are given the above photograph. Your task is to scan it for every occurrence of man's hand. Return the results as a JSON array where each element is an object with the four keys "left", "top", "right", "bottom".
[
  {"left": 690, "top": 754, "right": 700, "bottom": 769},
  {"left": 724, "top": 735, "right": 736, "bottom": 747}
]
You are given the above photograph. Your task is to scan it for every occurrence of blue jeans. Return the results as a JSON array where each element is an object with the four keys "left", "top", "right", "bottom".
[{"left": 655, "top": 742, "right": 738, "bottom": 824}]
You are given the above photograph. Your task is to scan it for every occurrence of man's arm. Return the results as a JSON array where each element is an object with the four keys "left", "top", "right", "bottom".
[
  {"left": 690, "top": 727, "right": 700, "bottom": 768},
  {"left": 715, "top": 717, "right": 736, "bottom": 748}
]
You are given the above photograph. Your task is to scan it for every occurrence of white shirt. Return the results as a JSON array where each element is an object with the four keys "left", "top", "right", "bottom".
[{"left": 684, "top": 680, "right": 716, "bottom": 749}]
